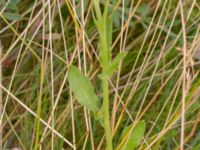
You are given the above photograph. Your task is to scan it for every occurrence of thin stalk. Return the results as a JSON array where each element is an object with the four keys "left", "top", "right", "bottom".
[
  {"left": 102, "top": 78, "right": 113, "bottom": 150},
  {"left": 101, "top": 18, "right": 113, "bottom": 150}
]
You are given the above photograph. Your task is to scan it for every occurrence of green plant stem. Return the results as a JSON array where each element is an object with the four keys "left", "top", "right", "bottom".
[
  {"left": 92, "top": 0, "right": 112, "bottom": 149},
  {"left": 102, "top": 2, "right": 113, "bottom": 150},
  {"left": 101, "top": 20, "right": 113, "bottom": 150},
  {"left": 102, "top": 78, "right": 113, "bottom": 150}
]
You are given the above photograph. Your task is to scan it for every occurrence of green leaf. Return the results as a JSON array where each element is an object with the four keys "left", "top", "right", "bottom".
[
  {"left": 1, "top": 0, "right": 20, "bottom": 10},
  {"left": 109, "top": 52, "right": 127, "bottom": 71},
  {"left": 6, "top": 2, "right": 17, "bottom": 10},
  {"left": 3, "top": 12, "right": 23, "bottom": 21},
  {"left": 120, "top": 121, "right": 145, "bottom": 150},
  {"left": 10, "top": 0, "right": 20, "bottom": 4},
  {"left": 100, "top": 52, "right": 127, "bottom": 78},
  {"left": 67, "top": 65, "right": 100, "bottom": 112}
]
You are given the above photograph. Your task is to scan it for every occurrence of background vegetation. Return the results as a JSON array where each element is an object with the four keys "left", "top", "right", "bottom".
[{"left": 0, "top": 0, "right": 200, "bottom": 149}]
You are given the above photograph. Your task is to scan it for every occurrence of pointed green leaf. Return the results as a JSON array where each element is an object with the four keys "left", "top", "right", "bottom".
[
  {"left": 120, "top": 121, "right": 145, "bottom": 150},
  {"left": 67, "top": 65, "right": 100, "bottom": 112},
  {"left": 109, "top": 52, "right": 127, "bottom": 72},
  {"left": 100, "top": 52, "right": 127, "bottom": 78},
  {"left": 3, "top": 12, "right": 23, "bottom": 21}
]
